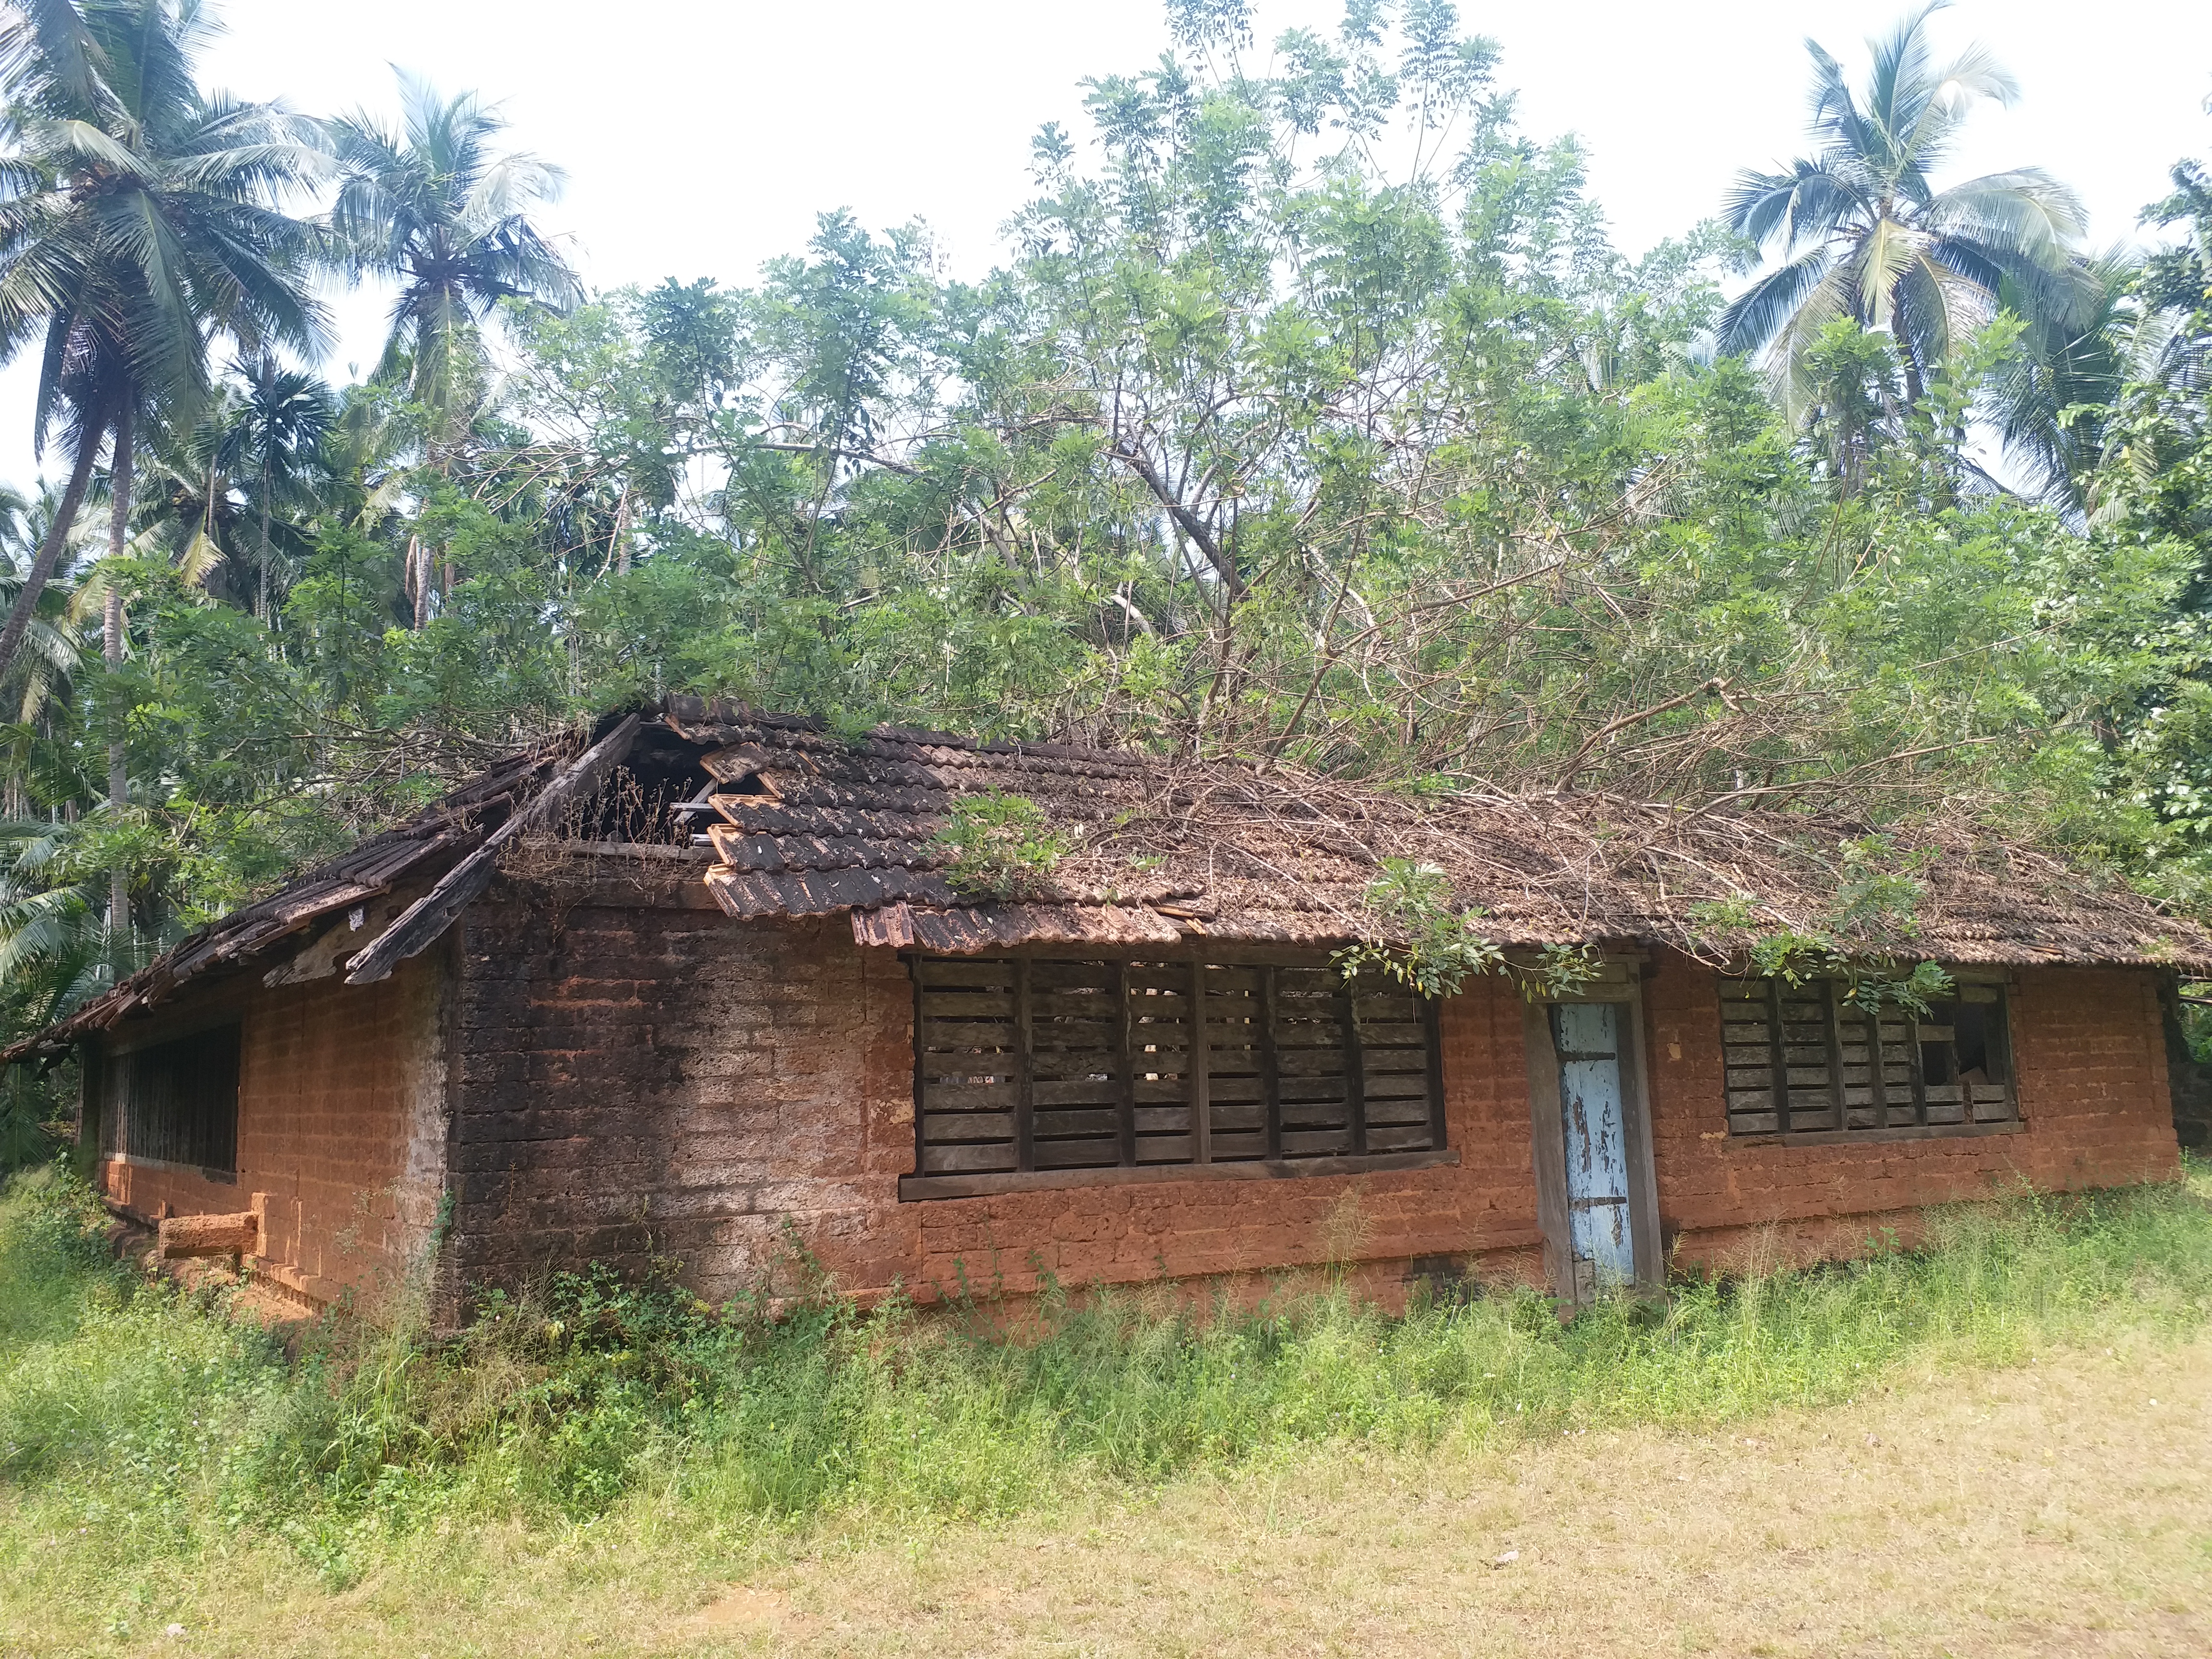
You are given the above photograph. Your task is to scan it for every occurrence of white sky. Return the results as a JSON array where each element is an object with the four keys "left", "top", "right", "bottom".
[{"left": 6, "top": 0, "right": 2210, "bottom": 489}]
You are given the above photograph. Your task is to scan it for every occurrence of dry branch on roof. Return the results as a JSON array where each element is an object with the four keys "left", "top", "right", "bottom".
[{"left": 672, "top": 698, "right": 2210, "bottom": 972}]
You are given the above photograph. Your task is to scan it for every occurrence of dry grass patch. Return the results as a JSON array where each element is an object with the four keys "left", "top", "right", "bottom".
[
  {"left": 707, "top": 1336, "right": 2212, "bottom": 1659},
  {"left": 6, "top": 1335, "right": 2204, "bottom": 1657}
]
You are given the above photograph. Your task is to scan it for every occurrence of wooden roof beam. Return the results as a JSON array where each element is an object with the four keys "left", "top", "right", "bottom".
[{"left": 344, "top": 714, "right": 642, "bottom": 985}]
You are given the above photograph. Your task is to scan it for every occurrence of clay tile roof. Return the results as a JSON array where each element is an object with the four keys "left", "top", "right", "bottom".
[
  {"left": 662, "top": 696, "right": 2212, "bottom": 976},
  {"left": 0, "top": 732, "right": 587, "bottom": 1063},
  {"left": 9, "top": 695, "right": 2207, "bottom": 1065}
]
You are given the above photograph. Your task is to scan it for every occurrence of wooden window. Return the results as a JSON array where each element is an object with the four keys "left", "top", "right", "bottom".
[
  {"left": 1718, "top": 977, "right": 2017, "bottom": 1139},
  {"left": 100, "top": 1025, "right": 241, "bottom": 1175},
  {"left": 904, "top": 954, "right": 1448, "bottom": 1195}
]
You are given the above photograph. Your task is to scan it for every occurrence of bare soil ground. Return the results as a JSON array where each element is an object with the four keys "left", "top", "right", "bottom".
[{"left": 12, "top": 1335, "right": 2211, "bottom": 1657}]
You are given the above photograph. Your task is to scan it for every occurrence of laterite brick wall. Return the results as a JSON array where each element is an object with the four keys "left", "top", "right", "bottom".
[
  {"left": 444, "top": 891, "right": 1551, "bottom": 1305},
  {"left": 1641, "top": 954, "right": 2184, "bottom": 1269},
  {"left": 99, "top": 950, "right": 448, "bottom": 1305},
  {"left": 446, "top": 892, "right": 915, "bottom": 1299},
  {"left": 440, "top": 897, "right": 2187, "bottom": 1306},
  {"left": 902, "top": 973, "right": 1546, "bottom": 1302}
]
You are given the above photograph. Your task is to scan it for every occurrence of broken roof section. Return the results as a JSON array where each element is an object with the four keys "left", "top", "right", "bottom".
[{"left": 8, "top": 694, "right": 2208, "bottom": 1064}]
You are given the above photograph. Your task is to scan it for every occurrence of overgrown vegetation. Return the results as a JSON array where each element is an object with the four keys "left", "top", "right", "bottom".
[
  {"left": 4, "top": 1160, "right": 2210, "bottom": 1588},
  {"left": 0, "top": 2, "right": 2211, "bottom": 1100},
  {"left": 1684, "top": 835, "right": 1961, "bottom": 1012},
  {"left": 1335, "top": 858, "right": 1506, "bottom": 997},
  {"left": 1335, "top": 857, "right": 1618, "bottom": 1000},
  {"left": 929, "top": 792, "right": 1075, "bottom": 901}
]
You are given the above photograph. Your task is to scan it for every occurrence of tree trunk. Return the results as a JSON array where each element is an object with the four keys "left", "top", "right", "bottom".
[
  {"left": 0, "top": 423, "right": 103, "bottom": 685},
  {"left": 406, "top": 533, "right": 426, "bottom": 629},
  {"left": 105, "top": 400, "right": 132, "bottom": 935},
  {"left": 258, "top": 455, "right": 272, "bottom": 620}
]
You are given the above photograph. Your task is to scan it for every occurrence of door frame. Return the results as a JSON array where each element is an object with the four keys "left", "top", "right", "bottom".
[{"left": 1523, "top": 972, "right": 1664, "bottom": 1298}]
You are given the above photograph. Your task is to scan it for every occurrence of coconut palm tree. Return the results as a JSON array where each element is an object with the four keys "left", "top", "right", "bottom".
[
  {"left": 0, "top": 817, "right": 125, "bottom": 1081},
  {"left": 0, "top": 477, "right": 93, "bottom": 733},
  {"left": 131, "top": 387, "right": 246, "bottom": 598},
  {"left": 0, "top": 0, "right": 329, "bottom": 925},
  {"left": 1980, "top": 251, "right": 2136, "bottom": 507},
  {"left": 0, "top": 855, "right": 107, "bottom": 1166},
  {"left": 1717, "top": 3, "right": 2087, "bottom": 420},
  {"left": 220, "top": 350, "right": 335, "bottom": 616},
  {"left": 327, "top": 75, "right": 580, "bottom": 436}
]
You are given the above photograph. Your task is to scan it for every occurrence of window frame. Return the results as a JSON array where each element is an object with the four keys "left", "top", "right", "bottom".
[
  {"left": 899, "top": 948, "right": 1456, "bottom": 1200},
  {"left": 98, "top": 1022, "right": 243, "bottom": 1179},
  {"left": 1718, "top": 973, "right": 2021, "bottom": 1144}
]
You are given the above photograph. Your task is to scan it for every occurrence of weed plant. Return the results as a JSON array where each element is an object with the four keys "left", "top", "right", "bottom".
[{"left": 2, "top": 1161, "right": 2209, "bottom": 1588}]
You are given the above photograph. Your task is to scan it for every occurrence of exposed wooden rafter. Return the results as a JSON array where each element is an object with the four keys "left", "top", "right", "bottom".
[{"left": 344, "top": 714, "right": 642, "bottom": 985}]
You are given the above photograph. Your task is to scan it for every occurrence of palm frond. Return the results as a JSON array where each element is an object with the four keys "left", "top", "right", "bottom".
[
  {"left": 1851, "top": 217, "right": 1923, "bottom": 335},
  {"left": 1899, "top": 40, "right": 2016, "bottom": 180},
  {"left": 1924, "top": 169, "right": 2085, "bottom": 267},
  {"left": 1892, "top": 247, "right": 1992, "bottom": 379},
  {"left": 1803, "top": 37, "right": 1863, "bottom": 147},
  {"left": 1716, "top": 246, "right": 1835, "bottom": 356},
  {"left": 47, "top": 115, "right": 156, "bottom": 180},
  {"left": 1767, "top": 266, "right": 1864, "bottom": 423},
  {"left": 174, "top": 523, "right": 224, "bottom": 587},
  {"left": 1723, "top": 158, "right": 1865, "bottom": 253},
  {"left": 1860, "top": 1, "right": 1946, "bottom": 164},
  {"left": 0, "top": 0, "right": 114, "bottom": 118}
]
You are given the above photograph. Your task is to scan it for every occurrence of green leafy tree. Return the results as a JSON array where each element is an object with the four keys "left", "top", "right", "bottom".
[
  {"left": 0, "top": 0, "right": 2204, "bottom": 1060},
  {"left": 2062, "top": 102, "right": 2212, "bottom": 902}
]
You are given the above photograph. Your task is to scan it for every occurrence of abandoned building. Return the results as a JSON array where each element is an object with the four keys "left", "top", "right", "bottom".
[{"left": 7, "top": 697, "right": 2205, "bottom": 1313}]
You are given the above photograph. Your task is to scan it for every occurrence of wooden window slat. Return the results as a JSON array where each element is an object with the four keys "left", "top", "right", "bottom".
[
  {"left": 1820, "top": 981, "right": 1846, "bottom": 1125},
  {"left": 102, "top": 1025, "right": 241, "bottom": 1175},
  {"left": 909, "top": 953, "right": 1442, "bottom": 1186},
  {"left": 1113, "top": 960, "right": 1136, "bottom": 1166},
  {"left": 1907, "top": 1008, "right": 1930, "bottom": 1125},
  {"left": 1340, "top": 982, "right": 1368, "bottom": 1156},
  {"left": 1862, "top": 1001, "right": 1887, "bottom": 1130},
  {"left": 1719, "top": 976, "right": 2016, "bottom": 1142},
  {"left": 1766, "top": 977, "right": 1791, "bottom": 1135},
  {"left": 1189, "top": 957, "right": 1212, "bottom": 1165},
  {"left": 1259, "top": 967, "right": 1283, "bottom": 1160},
  {"left": 1013, "top": 958, "right": 1036, "bottom": 1172}
]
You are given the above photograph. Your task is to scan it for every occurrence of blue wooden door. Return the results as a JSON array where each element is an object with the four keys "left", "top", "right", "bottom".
[{"left": 1551, "top": 1002, "right": 1635, "bottom": 1294}]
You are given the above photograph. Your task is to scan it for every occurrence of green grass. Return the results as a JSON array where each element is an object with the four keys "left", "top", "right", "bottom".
[{"left": 2, "top": 1160, "right": 2210, "bottom": 1600}]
